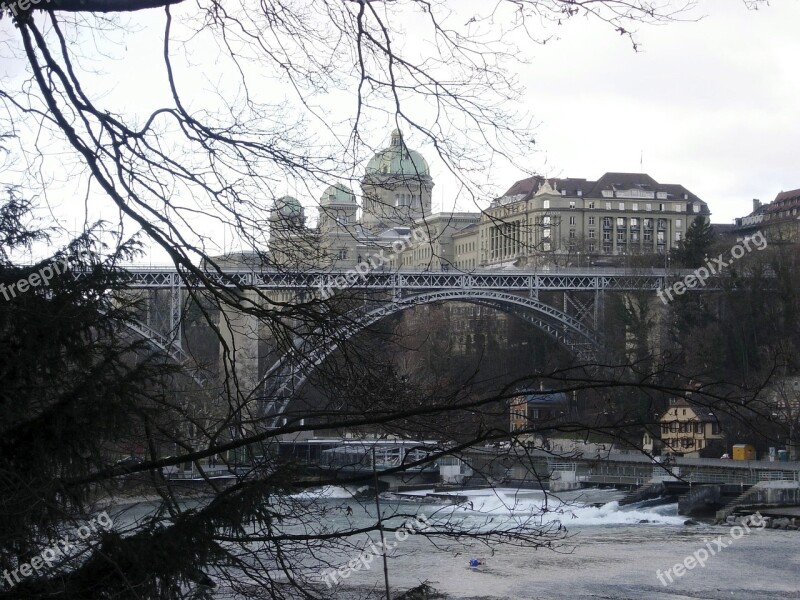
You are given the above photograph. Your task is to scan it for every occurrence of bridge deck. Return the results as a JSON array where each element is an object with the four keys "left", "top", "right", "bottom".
[{"left": 108, "top": 266, "right": 725, "bottom": 292}]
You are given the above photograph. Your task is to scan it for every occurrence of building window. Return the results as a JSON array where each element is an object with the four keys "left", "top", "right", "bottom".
[
  {"left": 646, "top": 203, "right": 652, "bottom": 211},
  {"left": 588, "top": 243, "right": 595, "bottom": 252},
  {"left": 679, "top": 423, "right": 690, "bottom": 433},
  {"left": 603, "top": 217, "right": 612, "bottom": 228},
  {"left": 712, "top": 422, "right": 721, "bottom": 435},
  {"left": 659, "top": 203, "right": 665, "bottom": 211},
  {"left": 644, "top": 218, "right": 652, "bottom": 229},
  {"left": 588, "top": 201, "right": 595, "bottom": 209},
  {"left": 676, "top": 219, "right": 682, "bottom": 228},
  {"left": 675, "top": 232, "right": 682, "bottom": 242},
  {"left": 337, "top": 249, "right": 347, "bottom": 260},
  {"left": 589, "top": 216, "right": 595, "bottom": 225},
  {"left": 543, "top": 216, "right": 551, "bottom": 225},
  {"left": 543, "top": 228, "right": 551, "bottom": 238},
  {"left": 693, "top": 204, "right": 700, "bottom": 213},
  {"left": 617, "top": 232, "right": 625, "bottom": 242},
  {"left": 569, "top": 201, "right": 576, "bottom": 209},
  {"left": 618, "top": 202, "right": 625, "bottom": 210},
  {"left": 630, "top": 218, "right": 639, "bottom": 228},
  {"left": 631, "top": 232, "right": 639, "bottom": 242},
  {"left": 588, "top": 229, "right": 595, "bottom": 239},
  {"left": 632, "top": 203, "right": 638, "bottom": 211},
  {"left": 657, "top": 219, "right": 666, "bottom": 229},
  {"left": 569, "top": 229, "right": 576, "bottom": 239},
  {"left": 674, "top": 204, "right": 682, "bottom": 212},
  {"left": 606, "top": 202, "right": 612, "bottom": 210},
  {"left": 603, "top": 231, "right": 611, "bottom": 241},
  {"left": 543, "top": 200, "right": 550, "bottom": 209},
  {"left": 616, "top": 217, "right": 626, "bottom": 227},
  {"left": 657, "top": 231, "right": 665, "bottom": 243},
  {"left": 569, "top": 216, "right": 576, "bottom": 225}
]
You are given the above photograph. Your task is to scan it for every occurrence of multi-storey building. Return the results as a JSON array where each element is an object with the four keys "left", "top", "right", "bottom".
[
  {"left": 658, "top": 398, "right": 724, "bottom": 457},
  {"left": 734, "top": 188, "right": 800, "bottom": 242},
  {"left": 450, "top": 173, "right": 710, "bottom": 269}
]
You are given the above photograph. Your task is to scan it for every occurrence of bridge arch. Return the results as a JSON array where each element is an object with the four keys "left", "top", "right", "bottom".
[
  {"left": 121, "top": 320, "right": 208, "bottom": 387},
  {"left": 256, "top": 289, "right": 600, "bottom": 425}
]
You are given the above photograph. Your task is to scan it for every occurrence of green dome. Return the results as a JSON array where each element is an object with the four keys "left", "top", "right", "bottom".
[
  {"left": 365, "top": 129, "right": 430, "bottom": 177},
  {"left": 273, "top": 195, "right": 304, "bottom": 218},
  {"left": 320, "top": 184, "right": 357, "bottom": 205}
]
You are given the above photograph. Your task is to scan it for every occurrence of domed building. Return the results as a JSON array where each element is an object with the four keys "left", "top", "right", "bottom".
[
  {"left": 259, "top": 130, "right": 494, "bottom": 272},
  {"left": 361, "top": 129, "right": 433, "bottom": 232},
  {"left": 269, "top": 195, "right": 305, "bottom": 231}
]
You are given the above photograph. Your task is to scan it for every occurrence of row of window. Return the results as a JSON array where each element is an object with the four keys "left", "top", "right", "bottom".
[
  {"left": 545, "top": 216, "right": 680, "bottom": 230},
  {"left": 544, "top": 199, "right": 688, "bottom": 212},
  {"left": 456, "top": 241, "right": 476, "bottom": 254},
  {"left": 661, "top": 422, "right": 721, "bottom": 434},
  {"left": 602, "top": 217, "right": 678, "bottom": 229},
  {"left": 394, "top": 193, "right": 420, "bottom": 207}
]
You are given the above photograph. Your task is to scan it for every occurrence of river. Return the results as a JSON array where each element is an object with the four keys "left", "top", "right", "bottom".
[
  {"left": 290, "top": 486, "right": 800, "bottom": 600},
  {"left": 115, "top": 486, "right": 800, "bottom": 599}
]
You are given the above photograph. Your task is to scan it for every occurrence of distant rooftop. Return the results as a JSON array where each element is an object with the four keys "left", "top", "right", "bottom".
[
  {"left": 497, "top": 172, "right": 708, "bottom": 214},
  {"left": 515, "top": 389, "right": 568, "bottom": 405}
]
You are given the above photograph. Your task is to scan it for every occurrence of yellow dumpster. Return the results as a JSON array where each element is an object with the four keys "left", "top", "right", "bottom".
[{"left": 732, "top": 444, "right": 756, "bottom": 461}]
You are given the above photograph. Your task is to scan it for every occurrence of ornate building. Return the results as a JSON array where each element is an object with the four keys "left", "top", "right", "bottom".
[{"left": 261, "top": 131, "right": 711, "bottom": 272}]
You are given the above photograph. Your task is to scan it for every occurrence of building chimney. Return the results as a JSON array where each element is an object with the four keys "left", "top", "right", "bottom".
[{"left": 753, "top": 198, "right": 761, "bottom": 212}]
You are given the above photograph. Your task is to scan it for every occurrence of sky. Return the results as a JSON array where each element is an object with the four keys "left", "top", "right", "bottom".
[{"left": 2, "top": 0, "right": 799, "bottom": 261}]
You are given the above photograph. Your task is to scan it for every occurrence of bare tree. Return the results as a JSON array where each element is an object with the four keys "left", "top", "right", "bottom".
[{"left": 0, "top": 2, "right": 789, "bottom": 599}]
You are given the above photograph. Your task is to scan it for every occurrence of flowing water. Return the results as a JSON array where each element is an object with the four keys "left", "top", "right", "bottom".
[
  {"left": 294, "top": 486, "right": 800, "bottom": 599},
  {"left": 115, "top": 486, "right": 800, "bottom": 599}
]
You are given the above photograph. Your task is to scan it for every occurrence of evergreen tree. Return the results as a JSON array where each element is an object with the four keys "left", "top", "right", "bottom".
[{"left": 674, "top": 216, "right": 715, "bottom": 268}]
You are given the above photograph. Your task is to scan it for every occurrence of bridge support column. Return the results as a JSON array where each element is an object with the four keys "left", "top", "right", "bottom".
[
  {"left": 169, "top": 273, "right": 183, "bottom": 350},
  {"left": 219, "top": 290, "right": 261, "bottom": 419}
]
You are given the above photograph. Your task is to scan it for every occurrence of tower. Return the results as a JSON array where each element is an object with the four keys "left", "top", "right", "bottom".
[
  {"left": 318, "top": 184, "right": 359, "bottom": 266},
  {"left": 360, "top": 129, "right": 433, "bottom": 232}
]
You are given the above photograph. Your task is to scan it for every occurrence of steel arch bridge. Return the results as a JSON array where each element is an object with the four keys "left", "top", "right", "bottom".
[
  {"left": 114, "top": 266, "right": 720, "bottom": 425},
  {"left": 117, "top": 266, "right": 680, "bottom": 364},
  {"left": 254, "top": 288, "right": 605, "bottom": 426}
]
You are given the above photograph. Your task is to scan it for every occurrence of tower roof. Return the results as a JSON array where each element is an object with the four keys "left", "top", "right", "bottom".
[
  {"left": 320, "top": 184, "right": 357, "bottom": 206},
  {"left": 365, "top": 129, "right": 430, "bottom": 177},
  {"left": 272, "top": 195, "right": 304, "bottom": 218}
]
